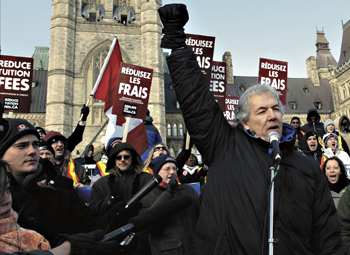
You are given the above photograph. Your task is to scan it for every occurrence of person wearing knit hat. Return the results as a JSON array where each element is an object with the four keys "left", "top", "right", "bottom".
[
  {"left": 149, "top": 154, "right": 178, "bottom": 187},
  {"left": 146, "top": 155, "right": 200, "bottom": 255},
  {"left": 323, "top": 118, "right": 350, "bottom": 155},
  {"left": 321, "top": 133, "right": 350, "bottom": 173},
  {"left": 44, "top": 131, "right": 86, "bottom": 187},
  {"left": 39, "top": 140, "right": 55, "bottom": 164},
  {"left": 0, "top": 117, "right": 143, "bottom": 253},
  {"left": 302, "top": 131, "right": 323, "bottom": 167},
  {"left": 35, "top": 126, "right": 47, "bottom": 141}
]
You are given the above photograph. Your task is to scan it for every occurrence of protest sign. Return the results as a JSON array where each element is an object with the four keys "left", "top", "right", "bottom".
[
  {"left": 112, "top": 62, "right": 153, "bottom": 120},
  {"left": 0, "top": 55, "right": 33, "bottom": 112},
  {"left": 210, "top": 61, "right": 226, "bottom": 111},
  {"left": 186, "top": 34, "right": 215, "bottom": 85},
  {"left": 258, "top": 58, "right": 288, "bottom": 106},
  {"left": 224, "top": 95, "right": 240, "bottom": 126}
]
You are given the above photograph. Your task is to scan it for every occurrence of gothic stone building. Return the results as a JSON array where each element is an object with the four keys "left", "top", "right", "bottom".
[{"left": 4, "top": 1, "right": 350, "bottom": 160}]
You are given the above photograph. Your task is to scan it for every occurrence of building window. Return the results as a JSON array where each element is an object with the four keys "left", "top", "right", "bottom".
[
  {"left": 239, "top": 84, "right": 245, "bottom": 92},
  {"left": 167, "top": 123, "right": 172, "bottom": 136},
  {"left": 89, "top": 47, "right": 109, "bottom": 103},
  {"left": 89, "top": 12, "right": 97, "bottom": 22},
  {"left": 289, "top": 101, "right": 297, "bottom": 110},
  {"left": 179, "top": 123, "right": 183, "bottom": 136},
  {"left": 303, "top": 87, "right": 309, "bottom": 93},
  {"left": 176, "top": 101, "right": 180, "bottom": 109},
  {"left": 173, "top": 124, "right": 178, "bottom": 136},
  {"left": 170, "top": 148, "right": 175, "bottom": 156},
  {"left": 314, "top": 102, "right": 322, "bottom": 110}
]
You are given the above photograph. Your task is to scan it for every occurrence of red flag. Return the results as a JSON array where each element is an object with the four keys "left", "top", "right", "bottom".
[
  {"left": 91, "top": 37, "right": 123, "bottom": 112},
  {"left": 91, "top": 37, "right": 149, "bottom": 156}
]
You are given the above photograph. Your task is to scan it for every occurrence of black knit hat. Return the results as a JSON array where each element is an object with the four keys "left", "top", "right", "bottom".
[
  {"left": 149, "top": 154, "right": 177, "bottom": 176},
  {"left": 305, "top": 131, "right": 318, "bottom": 141},
  {"left": 39, "top": 140, "right": 55, "bottom": 157},
  {"left": 35, "top": 126, "right": 47, "bottom": 135},
  {"left": 0, "top": 118, "right": 40, "bottom": 157}
]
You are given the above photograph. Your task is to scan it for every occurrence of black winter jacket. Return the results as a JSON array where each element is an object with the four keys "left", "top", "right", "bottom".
[
  {"left": 301, "top": 109, "right": 325, "bottom": 140},
  {"left": 167, "top": 49, "right": 342, "bottom": 255},
  {"left": 10, "top": 165, "right": 123, "bottom": 244}
]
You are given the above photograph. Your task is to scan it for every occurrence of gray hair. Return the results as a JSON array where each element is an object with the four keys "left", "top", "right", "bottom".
[{"left": 234, "top": 84, "right": 285, "bottom": 124}]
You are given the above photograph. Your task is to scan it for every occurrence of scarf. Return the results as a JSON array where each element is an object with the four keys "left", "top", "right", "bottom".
[
  {"left": 0, "top": 209, "right": 50, "bottom": 252},
  {"left": 183, "top": 164, "right": 200, "bottom": 175}
]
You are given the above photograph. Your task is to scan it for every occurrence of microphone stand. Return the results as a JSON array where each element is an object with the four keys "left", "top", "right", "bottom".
[{"left": 268, "top": 158, "right": 280, "bottom": 255}]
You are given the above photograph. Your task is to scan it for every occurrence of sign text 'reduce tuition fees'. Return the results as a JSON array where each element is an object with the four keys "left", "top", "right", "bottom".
[
  {"left": 0, "top": 55, "right": 33, "bottom": 112},
  {"left": 112, "top": 62, "right": 153, "bottom": 119}
]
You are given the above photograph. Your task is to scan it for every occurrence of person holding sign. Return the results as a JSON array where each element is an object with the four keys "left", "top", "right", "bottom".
[{"left": 158, "top": 4, "right": 341, "bottom": 254}]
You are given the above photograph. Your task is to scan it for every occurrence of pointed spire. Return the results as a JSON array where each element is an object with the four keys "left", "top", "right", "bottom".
[
  {"left": 315, "top": 28, "right": 337, "bottom": 68},
  {"left": 338, "top": 19, "right": 350, "bottom": 67}
]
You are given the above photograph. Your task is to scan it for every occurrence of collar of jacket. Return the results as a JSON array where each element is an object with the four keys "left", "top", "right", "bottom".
[
  {"left": 11, "top": 163, "right": 46, "bottom": 191},
  {"left": 241, "top": 123, "right": 295, "bottom": 155}
]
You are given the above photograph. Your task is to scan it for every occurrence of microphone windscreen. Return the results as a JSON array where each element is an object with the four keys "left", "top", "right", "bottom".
[
  {"left": 268, "top": 131, "right": 279, "bottom": 143},
  {"left": 129, "top": 195, "right": 193, "bottom": 232}
]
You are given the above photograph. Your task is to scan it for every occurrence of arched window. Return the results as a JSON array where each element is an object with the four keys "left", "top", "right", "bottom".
[
  {"left": 179, "top": 123, "right": 183, "bottom": 136},
  {"left": 173, "top": 124, "right": 178, "bottom": 136},
  {"left": 167, "top": 123, "right": 172, "bottom": 136}
]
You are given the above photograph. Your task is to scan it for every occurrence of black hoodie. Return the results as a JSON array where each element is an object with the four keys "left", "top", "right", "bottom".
[{"left": 301, "top": 109, "right": 325, "bottom": 139}]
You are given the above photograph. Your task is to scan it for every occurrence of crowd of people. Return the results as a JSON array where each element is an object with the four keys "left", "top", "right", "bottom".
[{"left": 1, "top": 3, "right": 350, "bottom": 255}]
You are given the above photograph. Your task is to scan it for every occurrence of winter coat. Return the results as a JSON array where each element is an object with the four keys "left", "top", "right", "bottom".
[
  {"left": 303, "top": 150, "right": 323, "bottom": 168},
  {"left": 89, "top": 170, "right": 154, "bottom": 213},
  {"left": 301, "top": 109, "right": 325, "bottom": 140},
  {"left": 167, "top": 49, "right": 342, "bottom": 254},
  {"left": 141, "top": 116, "right": 163, "bottom": 162},
  {"left": 336, "top": 187, "right": 350, "bottom": 253},
  {"left": 9, "top": 164, "right": 121, "bottom": 244},
  {"left": 147, "top": 185, "right": 200, "bottom": 255},
  {"left": 89, "top": 142, "right": 154, "bottom": 213}
]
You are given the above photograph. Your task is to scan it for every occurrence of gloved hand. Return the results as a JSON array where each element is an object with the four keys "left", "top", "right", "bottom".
[
  {"left": 106, "top": 201, "right": 143, "bottom": 233},
  {"left": 158, "top": 4, "right": 189, "bottom": 50},
  {"left": 80, "top": 104, "right": 90, "bottom": 121},
  {"left": 166, "top": 175, "right": 178, "bottom": 196},
  {"left": 53, "top": 229, "right": 121, "bottom": 255}
]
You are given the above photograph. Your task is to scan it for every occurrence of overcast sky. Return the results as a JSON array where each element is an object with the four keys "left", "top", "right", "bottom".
[{"left": 1, "top": 0, "right": 349, "bottom": 78}]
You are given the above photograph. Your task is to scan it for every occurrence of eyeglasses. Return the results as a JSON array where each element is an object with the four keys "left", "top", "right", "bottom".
[
  {"left": 116, "top": 155, "right": 130, "bottom": 160},
  {"left": 51, "top": 139, "right": 65, "bottom": 145},
  {"left": 154, "top": 146, "right": 167, "bottom": 152},
  {"left": 292, "top": 122, "right": 300, "bottom": 124}
]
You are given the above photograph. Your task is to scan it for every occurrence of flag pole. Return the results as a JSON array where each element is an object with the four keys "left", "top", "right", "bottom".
[
  {"left": 80, "top": 35, "right": 118, "bottom": 121},
  {"left": 185, "top": 132, "right": 191, "bottom": 150},
  {"left": 122, "top": 117, "right": 131, "bottom": 143}
]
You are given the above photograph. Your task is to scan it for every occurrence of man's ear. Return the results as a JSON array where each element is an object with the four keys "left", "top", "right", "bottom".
[{"left": 242, "top": 120, "right": 250, "bottom": 131}]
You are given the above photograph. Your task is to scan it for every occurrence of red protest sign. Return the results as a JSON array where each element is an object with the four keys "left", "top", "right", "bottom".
[
  {"left": 112, "top": 62, "right": 153, "bottom": 119},
  {"left": 210, "top": 61, "right": 226, "bottom": 111},
  {"left": 224, "top": 95, "right": 240, "bottom": 126},
  {"left": 0, "top": 55, "right": 33, "bottom": 113},
  {"left": 258, "top": 58, "right": 288, "bottom": 106},
  {"left": 186, "top": 34, "right": 215, "bottom": 85}
]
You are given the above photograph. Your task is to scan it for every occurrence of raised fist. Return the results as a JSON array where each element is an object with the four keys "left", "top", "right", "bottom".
[
  {"left": 158, "top": 4, "right": 189, "bottom": 50},
  {"left": 158, "top": 4, "right": 189, "bottom": 32}
]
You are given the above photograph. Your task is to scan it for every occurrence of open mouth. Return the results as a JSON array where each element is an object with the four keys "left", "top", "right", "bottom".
[
  {"left": 268, "top": 125, "right": 279, "bottom": 131},
  {"left": 310, "top": 144, "right": 316, "bottom": 149},
  {"left": 0, "top": 209, "right": 11, "bottom": 217}
]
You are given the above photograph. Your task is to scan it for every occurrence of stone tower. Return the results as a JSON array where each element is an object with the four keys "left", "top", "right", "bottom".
[
  {"left": 306, "top": 28, "right": 337, "bottom": 86},
  {"left": 47, "top": 0, "right": 165, "bottom": 154}
]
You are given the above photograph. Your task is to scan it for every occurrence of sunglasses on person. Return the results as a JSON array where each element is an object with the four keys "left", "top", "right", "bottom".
[
  {"left": 116, "top": 155, "right": 131, "bottom": 160},
  {"left": 154, "top": 146, "right": 167, "bottom": 152},
  {"left": 292, "top": 121, "right": 300, "bottom": 124}
]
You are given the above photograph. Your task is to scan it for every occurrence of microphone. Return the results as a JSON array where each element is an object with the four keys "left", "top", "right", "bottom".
[
  {"left": 102, "top": 195, "right": 193, "bottom": 242},
  {"left": 125, "top": 175, "right": 162, "bottom": 207},
  {"left": 268, "top": 131, "right": 281, "bottom": 163}
]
